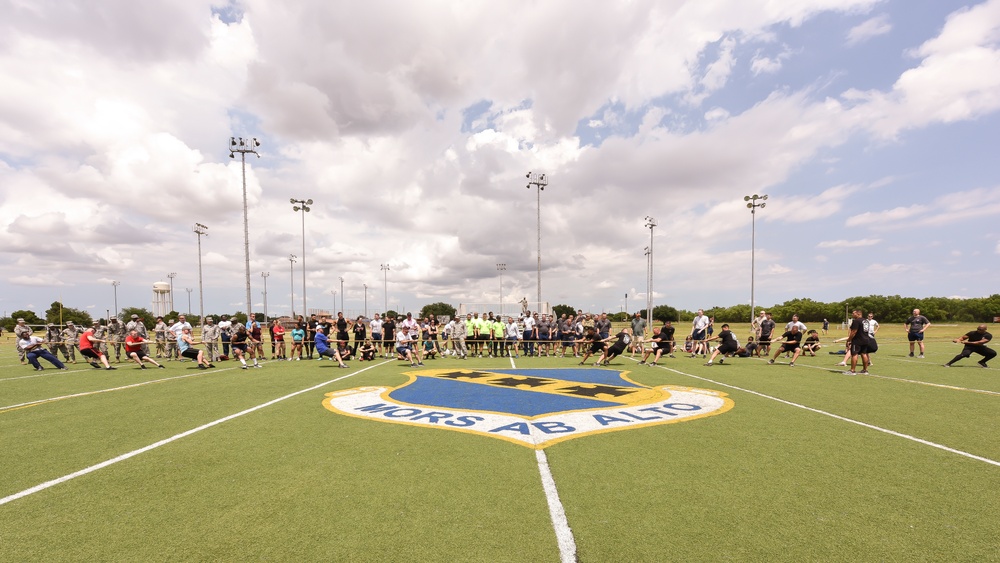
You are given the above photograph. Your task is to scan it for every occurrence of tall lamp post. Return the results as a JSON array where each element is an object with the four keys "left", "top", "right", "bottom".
[
  {"left": 363, "top": 284, "right": 368, "bottom": 318},
  {"left": 644, "top": 216, "right": 657, "bottom": 330},
  {"left": 111, "top": 281, "right": 120, "bottom": 318},
  {"left": 167, "top": 272, "right": 176, "bottom": 313},
  {"left": 261, "top": 272, "right": 270, "bottom": 321},
  {"left": 288, "top": 254, "right": 297, "bottom": 318},
  {"left": 331, "top": 290, "right": 337, "bottom": 314},
  {"left": 290, "top": 198, "right": 312, "bottom": 317},
  {"left": 526, "top": 172, "right": 548, "bottom": 312},
  {"left": 744, "top": 194, "right": 768, "bottom": 321},
  {"left": 497, "top": 263, "right": 506, "bottom": 316},
  {"left": 229, "top": 136, "right": 261, "bottom": 317},
  {"left": 193, "top": 223, "right": 208, "bottom": 326},
  {"left": 339, "top": 277, "right": 344, "bottom": 313},
  {"left": 185, "top": 288, "right": 193, "bottom": 315},
  {"left": 380, "top": 264, "right": 390, "bottom": 313}
]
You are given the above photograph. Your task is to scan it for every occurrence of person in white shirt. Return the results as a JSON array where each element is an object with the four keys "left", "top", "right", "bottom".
[
  {"left": 169, "top": 315, "right": 193, "bottom": 339},
  {"left": 19, "top": 334, "right": 68, "bottom": 371},
  {"left": 690, "top": 309, "right": 710, "bottom": 357},
  {"left": 369, "top": 314, "right": 383, "bottom": 356},
  {"left": 785, "top": 315, "right": 807, "bottom": 333},
  {"left": 522, "top": 312, "right": 537, "bottom": 357}
]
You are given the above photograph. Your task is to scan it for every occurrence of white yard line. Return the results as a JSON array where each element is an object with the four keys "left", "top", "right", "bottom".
[
  {"left": 633, "top": 359, "right": 1000, "bottom": 468},
  {"left": 0, "top": 367, "right": 98, "bottom": 382},
  {"left": 795, "top": 362, "right": 1000, "bottom": 396},
  {"left": 0, "top": 360, "right": 389, "bottom": 506}
]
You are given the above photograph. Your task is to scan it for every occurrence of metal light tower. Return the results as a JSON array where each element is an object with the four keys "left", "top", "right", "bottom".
[
  {"left": 339, "top": 277, "right": 344, "bottom": 313},
  {"left": 185, "top": 288, "right": 193, "bottom": 315},
  {"left": 261, "top": 272, "right": 270, "bottom": 321},
  {"left": 526, "top": 171, "right": 548, "bottom": 310},
  {"left": 229, "top": 136, "right": 261, "bottom": 317},
  {"left": 288, "top": 254, "right": 297, "bottom": 318},
  {"left": 744, "top": 194, "right": 768, "bottom": 321},
  {"left": 497, "top": 263, "right": 506, "bottom": 316},
  {"left": 193, "top": 223, "right": 208, "bottom": 326},
  {"left": 291, "top": 198, "right": 312, "bottom": 316},
  {"left": 111, "top": 281, "right": 120, "bottom": 318},
  {"left": 644, "top": 216, "right": 657, "bottom": 329},
  {"left": 363, "top": 283, "right": 368, "bottom": 318},
  {"left": 331, "top": 290, "right": 337, "bottom": 313},
  {"left": 380, "top": 264, "right": 390, "bottom": 313},
  {"left": 167, "top": 272, "right": 176, "bottom": 312}
]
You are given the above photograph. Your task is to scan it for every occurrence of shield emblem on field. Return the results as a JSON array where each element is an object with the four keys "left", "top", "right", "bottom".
[{"left": 323, "top": 368, "right": 734, "bottom": 449}]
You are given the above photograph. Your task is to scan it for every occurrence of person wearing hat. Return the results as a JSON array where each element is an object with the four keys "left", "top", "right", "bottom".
[
  {"left": 14, "top": 318, "right": 33, "bottom": 364},
  {"left": 59, "top": 321, "right": 80, "bottom": 363},
  {"left": 45, "top": 323, "right": 65, "bottom": 359},
  {"left": 153, "top": 316, "right": 168, "bottom": 358},
  {"left": 106, "top": 316, "right": 126, "bottom": 362},
  {"left": 202, "top": 316, "right": 221, "bottom": 362}
]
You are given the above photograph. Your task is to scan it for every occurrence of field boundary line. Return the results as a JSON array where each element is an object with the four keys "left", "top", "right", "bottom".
[
  {"left": 510, "top": 357, "right": 578, "bottom": 563},
  {"left": 0, "top": 367, "right": 99, "bottom": 383},
  {"left": 795, "top": 363, "right": 1000, "bottom": 396},
  {"left": 0, "top": 360, "right": 390, "bottom": 507},
  {"left": 638, "top": 361, "right": 1000, "bottom": 468}
]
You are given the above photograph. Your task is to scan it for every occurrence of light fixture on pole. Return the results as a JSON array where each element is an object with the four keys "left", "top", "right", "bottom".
[
  {"left": 363, "top": 284, "right": 368, "bottom": 318},
  {"left": 261, "top": 272, "right": 270, "bottom": 321},
  {"left": 185, "top": 288, "right": 193, "bottom": 315},
  {"left": 744, "top": 194, "right": 768, "bottom": 322},
  {"left": 290, "top": 198, "right": 312, "bottom": 316},
  {"left": 526, "top": 171, "right": 548, "bottom": 311},
  {"left": 644, "top": 216, "right": 657, "bottom": 330},
  {"left": 111, "top": 281, "right": 120, "bottom": 318},
  {"left": 193, "top": 223, "right": 208, "bottom": 326},
  {"left": 167, "top": 272, "right": 177, "bottom": 312},
  {"left": 497, "top": 263, "right": 506, "bottom": 316},
  {"left": 339, "top": 277, "right": 344, "bottom": 313},
  {"left": 331, "top": 290, "right": 337, "bottom": 313},
  {"left": 288, "top": 255, "right": 297, "bottom": 318},
  {"left": 380, "top": 264, "right": 390, "bottom": 313},
  {"left": 228, "top": 136, "right": 261, "bottom": 317}
]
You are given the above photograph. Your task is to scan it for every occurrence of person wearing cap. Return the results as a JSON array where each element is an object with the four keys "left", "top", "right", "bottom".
[
  {"left": 18, "top": 332, "right": 68, "bottom": 371},
  {"left": 59, "top": 321, "right": 80, "bottom": 363},
  {"left": 169, "top": 316, "right": 192, "bottom": 360},
  {"left": 14, "top": 318, "right": 33, "bottom": 364},
  {"left": 106, "top": 316, "right": 126, "bottom": 362},
  {"left": 153, "top": 316, "right": 168, "bottom": 358},
  {"left": 202, "top": 317, "right": 221, "bottom": 362},
  {"left": 125, "top": 329, "right": 165, "bottom": 370},
  {"left": 79, "top": 326, "right": 115, "bottom": 370},
  {"left": 165, "top": 319, "right": 179, "bottom": 360},
  {"left": 45, "top": 323, "right": 65, "bottom": 359},
  {"left": 178, "top": 327, "right": 215, "bottom": 369}
]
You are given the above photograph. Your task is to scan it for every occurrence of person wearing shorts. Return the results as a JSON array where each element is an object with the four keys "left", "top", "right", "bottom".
[
  {"left": 758, "top": 312, "right": 775, "bottom": 355},
  {"left": 125, "top": 330, "right": 164, "bottom": 369},
  {"left": 768, "top": 326, "right": 804, "bottom": 366},
  {"left": 943, "top": 325, "right": 995, "bottom": 368},
  {"left": 232, "top": 325, "right": 259, "bottom": 369},
  {"left": 394, "top": 327, "right": 423, "bottom": 367},
  {"left": 596, "top": 328, "right": 632, "bottom": 366},
  {"left": 905, "top": 308, "right": 931, "bottom": 358},
  {"left": 577, "top": 327, "right": 608, "bottom": 365},
  {"left": 178, "top": 327, "right": 214, "bottom": 369},
  {"left": 704, "top": 324, "right": 740, "bottom": 365},
  {"left": 639, "top": 327, "right": 668, "bottom": 365},
  {"left": 802, "top": 330, "right": 822, "bottom": 356},
  {"left": 844, "top": 310, "right": 871, "bottom": 375},
  {"left": 78, "top": 326, "right": 116, "bottom": 370}
]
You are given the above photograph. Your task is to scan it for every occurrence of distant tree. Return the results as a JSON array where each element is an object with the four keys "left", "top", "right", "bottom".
[
  {"left": 231, "top": 312, "right": 248, "bottom": 326},
  {"left": 44, "top": 301, "right": 93, "bottom": 327},
  {"left": 385, "top": 309, "right": 399, "bottom": 321},
  {"left": 5, "top": 309, "right": 44, "bottom": 331},
  {"left": 119, "top": 306, "right": 155, "bottom": 324},
  {"left": 651, "top": 305, "right": 681, "bottom": 323},
  {"left": 552, "top": 304, "right": 575, "bottom": 318},
  {"left": 420, "top": 302, "right": 457, "bottom": 319}
]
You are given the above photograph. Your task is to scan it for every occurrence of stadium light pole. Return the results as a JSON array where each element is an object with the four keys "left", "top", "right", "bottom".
[
  {"left": 229, "top": 136, "right": 261, "bottom": 318},
  {"left": 291, "top": 198, "right": 311, "bottom": 317},
  {"left": 111, "top": 281, "right": 120, "bottom": 318},
  {"left": 645, "top": 216, "right": 657, "bottom": 330},
  {"left": 288, "top": 254, "right": 297, "bottom": 318},
  {"left": 261, "top": 272, "right": 270, "bottom": 321},
  {"left": 185, "top": 288, "right": 193, "bottom": 316},
  {"left": 339, "top": 277, "right": 344, "bottom": 313},
  {"left": 363, "top": 283, "right": 368, "bottom": 318},
  {"left": 497, "top": 263, "right": 506, "bottom": 316},
  {"left": 193, "top": 223, "right": 208, "bottom": 327},
  {"left": 331, "top": 290, "right": 337, "bottom": 314},
  {"left": 526, "top": 171, "right": 547, "bottom": 312},
  {"left": 380, "top": 264, "right": 390, "bottom": 313},
  {"left": 744, "top": 194, "right": 768, "bottom": 322},
  {"left": 167, "top": 272, "right": 176, "bottom": 313}
]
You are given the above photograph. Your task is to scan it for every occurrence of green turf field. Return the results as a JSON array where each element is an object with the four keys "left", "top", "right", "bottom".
[{"left": 1, "top": 325, "right": 998, "bottom": 562}]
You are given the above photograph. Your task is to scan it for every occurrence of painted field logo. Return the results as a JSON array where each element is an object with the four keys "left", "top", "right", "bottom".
[{"left": 323, "top": 368, "right": 734, "bottom": 448}]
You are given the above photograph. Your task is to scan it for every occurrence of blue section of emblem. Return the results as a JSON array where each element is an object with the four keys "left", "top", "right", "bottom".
[
  {"left": 487, "top": 368, "right": 645, "bottom": 388},
  {"left": 388, "top": 376, "right": 622, "bottom": 417}
]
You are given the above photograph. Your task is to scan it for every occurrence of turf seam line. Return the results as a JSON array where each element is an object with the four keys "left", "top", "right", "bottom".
[
  {"left": 636, "top": 360, "right": 1000, "bottom": 468},
  {"left": 535, "top": 449, "right": 579, "bottom": 563},
  {"left": 0, "top": 360, "right": 391, "bottom": 507}
]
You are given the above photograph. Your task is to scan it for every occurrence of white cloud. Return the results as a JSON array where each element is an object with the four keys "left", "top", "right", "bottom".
[
  {"left": 846, "top": 14, "right": 892, "bottom": 46},
  {"left": 817, "top": 239, "right": 882, "bottom": 249}
]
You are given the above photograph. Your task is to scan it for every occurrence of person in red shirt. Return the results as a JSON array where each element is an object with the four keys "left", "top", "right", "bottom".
[
  {"left": 125, "top": 329, "right": 165, "bottom": 370},
  {"left": 272, "top": 320, "right": 286, "bottom": 360},
  {"left": 79, "top": 326, "right": 115, "bottom": 370}
]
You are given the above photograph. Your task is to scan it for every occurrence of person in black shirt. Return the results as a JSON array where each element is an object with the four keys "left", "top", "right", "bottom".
[
  {"left": 659, "top": 321, "right": 676, "bottom": 357},
  {"left": 802, "top": 330, "right": 822, "bottom": 356},
  {"left": 306, "top": 315, "right": 319, "bottom": 359},
  {"left": 639, "top": 327, "right": 667, "bottom": 365},
  {"left": 944, "top": 325, "right": 994, "bottom": 368},
  {"left": 595, "top": 328, "right": 632, "bottom": 366},
  {"left": 768, "top": 325, "right": 804, "bottom": 366},
  {"left": 758, "top": 312, "right": 776, "bottom": 355},
  {"left": 705, "top": 324, "right": 739, "bottom": 365},
  {"left": 842, "top": 309, "right": 871, "bottom": 375},
  {"left": 382, "top": 317, "right": 397, "bottom": 358},
  {"left": 576, "top": 327, "right": 607, "bottom": 365}
]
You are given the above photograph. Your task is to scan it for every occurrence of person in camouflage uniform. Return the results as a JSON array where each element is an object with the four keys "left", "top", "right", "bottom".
[
  {"left": 153, "top": 316, "right": 168, "bottom": 358},
  {"left": 201, "top": 317, "right": 221, "bottom": 362},
  {"left": 45, "top": 323, "right": 64, "bottom": 357},
  {"left": 126, "top": 314, "right": 149, "bottom": 355},
  {"left": 93, "top": 320, "right": 109, "bottom": 356},
  {"left": 60, "top": 320, "right": 79, "bottom": 363},
  {"left": 106, "top": 317, "right": 127, "bottom": 362},
  {"left": 14, "top": 318, "right": 33, "bottom": 364},
  {"left": 165, "top": 319, "right": 179, "bottom": 360}
]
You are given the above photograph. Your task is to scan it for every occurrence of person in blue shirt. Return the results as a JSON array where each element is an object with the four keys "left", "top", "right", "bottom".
[
  {"left": 289, "top": 323, "right": 305, "bottom": 361},
  {"left": 314, "top": 326, "right": 348, "bottom": 368}
]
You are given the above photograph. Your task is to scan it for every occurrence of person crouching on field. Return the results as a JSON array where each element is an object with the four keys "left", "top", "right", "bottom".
[
  {"left": 125, "top": 329, "right": 165, "bottom": 369},
  {"left": 179, "top": 327, "right": 214, "bottom": 370},
  {"left": 314, "top": 326, "right": 349, "bottom": 368},
  {"left": 704, "top": 324, "right": 740, "bottom": 366},
  {"left": 79, "top": 326, "right": 115, "bottom": 370}
]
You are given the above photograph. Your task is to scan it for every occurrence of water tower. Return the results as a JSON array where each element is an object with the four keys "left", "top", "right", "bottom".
[{"left": 153, "top": 282, "right": 171, "bottom": 317}]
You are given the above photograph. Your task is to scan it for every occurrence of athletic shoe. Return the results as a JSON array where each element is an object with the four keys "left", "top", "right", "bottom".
[
  {"left": 718, "top": 359, "right": 725, "bottom": 364},
  {"left": 860, "top": 370, "right": 869, "bottom": 375},
  {"left": 638, "top": 361, "right": 645, "bottom": 365},
  {"left": 918, "top": 355, "right": 924, "bottom": 359},
  {"left": 241, "top": 365, "right": 248, "bottom": 370},
  {"left": 789, "top": 362, "right": 795, "bottom": 367},
  {"left": 59, "top": 368, "right": 68, "bottom": 371},
  {"left": 835, "top": 362, "right": 847, "bottom": 366},
  {"left": 140, "top": 365, "right": 147, "bottom": 370},
  {"left": 198, "top": 365, "right": 207, "bottom": 370},
  {"left": 90, "top": 362, "right": 101, "bottom": 369},
  {"left": 207, "top": 363, "right": 216, "bottom": 368},
  {"left": 704, "top": 362, "right": 713, "bottom": 366},
  {"left": 649, "top": 362, "right": 657, "bottom": 366},
  {"left": 106, "top": 366, "right": 117, "bottom": 370},
  {"left": 417, "top": 362, "right": 424, "bottom": 366},
  {"left": 254, "top": 364, "right": 262, "bottom": 368},
  {"left": 768, "top": 360, "right": 775, "bottom": 364},
  {"left": 979, "top": 363, "right": 989, "bottom": 368},
  {"left": 35, "top": 367, "right": 44, "bottom": 371},
  {"left": 668, "top": 354, "right": 676, "bottom": 358},
  {"left": 158, "top": 365, "right": 166, "bottom": 369},
  {"left": 908, "top": 353, "right": 914, "bottom": 357},
  {"left": 842, "top": 371, "right": 856, "bottom": 375}
]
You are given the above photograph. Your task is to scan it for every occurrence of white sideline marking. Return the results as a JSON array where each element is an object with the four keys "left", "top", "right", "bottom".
[
  {"left": 0, "top": 361, "right": 389, "bottom": 506},
  {"left": 795, "top": 363, "right": 1000, "bottom": 396},
  {"left": 638, "top": 361, "right": 1000, "bottom": 468},
  {"left": 535, "top": 449, "right": 578, "bottom": 563},
  {"left": 508, "top": 358, "right": 577, "bottom": 562},
  {"left": 0, "top": 367, "right": 96, "bottom": 382}
]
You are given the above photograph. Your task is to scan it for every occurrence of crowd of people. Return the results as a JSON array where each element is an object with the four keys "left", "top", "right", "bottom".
[{"left": 9, "top": 306, "right": 993, "bottom": 372}]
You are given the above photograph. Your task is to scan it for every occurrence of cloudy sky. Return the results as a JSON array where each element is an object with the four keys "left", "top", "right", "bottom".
[{"left": 2, "top": 0, "right": 999, "bottom": 320}]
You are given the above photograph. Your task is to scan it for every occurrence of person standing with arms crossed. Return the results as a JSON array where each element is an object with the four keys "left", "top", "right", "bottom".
[{"left": 905, "top": 308, "right": 931, "bottom": 358}]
